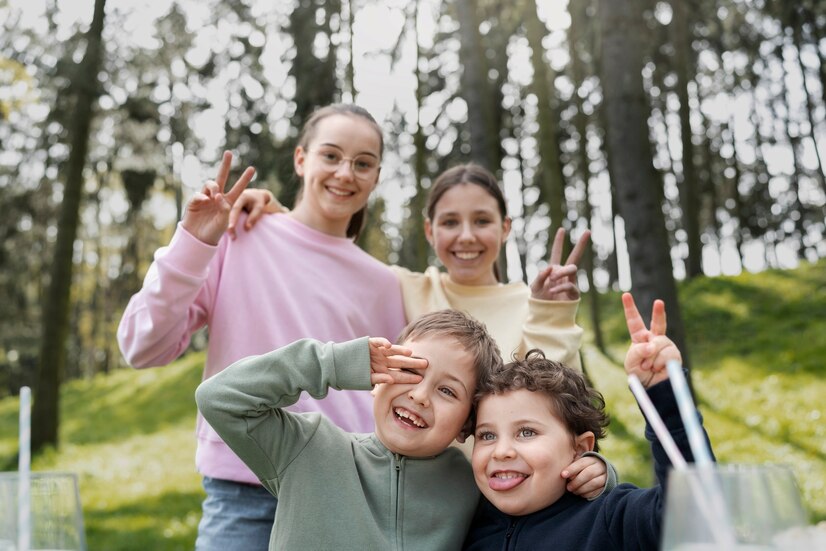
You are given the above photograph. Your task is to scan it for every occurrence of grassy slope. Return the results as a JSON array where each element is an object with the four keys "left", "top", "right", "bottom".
[
  {"left": 0, "top": 260, "right": 823, "bottom": 549},
  {"left": 588, "top": 259, "right": 826, "bottom": 523}
]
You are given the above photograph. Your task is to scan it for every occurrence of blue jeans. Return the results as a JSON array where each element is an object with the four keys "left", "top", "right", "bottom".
[{"left": 195, "top": 477, "right": 278, "bottom": 551}]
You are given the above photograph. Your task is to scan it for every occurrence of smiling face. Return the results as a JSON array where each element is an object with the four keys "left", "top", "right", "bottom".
[
  {"left": 472, "top": 389, "right": 594, "bottom": 516},
  {"left": 425, "top": 183, "right": 511, "bottom": 287},
  {"left": 372, "top": 336, "right": 477, "bottom": 458},
  {"left": 291, "top": 113, "right": 382, "bottom": 236}
]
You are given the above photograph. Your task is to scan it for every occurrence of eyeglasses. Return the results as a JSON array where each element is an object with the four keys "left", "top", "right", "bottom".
[{"left": 310, "top": 148, "right": 381, "bottom": 181}]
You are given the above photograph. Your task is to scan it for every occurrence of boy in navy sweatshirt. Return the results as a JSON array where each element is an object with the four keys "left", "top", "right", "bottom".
[{"left": 463, "top": 293, "right": 714, "bottom": 550}]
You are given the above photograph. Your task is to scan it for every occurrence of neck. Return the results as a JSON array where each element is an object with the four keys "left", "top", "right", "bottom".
[{"left": 287, "top": 206, "right": 350, "bottom": 238}]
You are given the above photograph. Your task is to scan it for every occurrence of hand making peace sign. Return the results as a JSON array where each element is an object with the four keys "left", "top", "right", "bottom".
[
  {"left": 530, "top": 227, "right": 591, "bottom": 301},
  {"left": 622, "top": 292, "right": 681, "bottom": 388},
  {"left": 182, "top": 151, "right": 257, "bottom": 245}
]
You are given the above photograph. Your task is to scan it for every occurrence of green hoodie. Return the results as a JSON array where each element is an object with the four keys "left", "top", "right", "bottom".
[{"left": 196, "top": 337, "right": 479, "bottom": 550}]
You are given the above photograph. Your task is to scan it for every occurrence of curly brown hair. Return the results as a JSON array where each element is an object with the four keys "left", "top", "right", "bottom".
[{"left": 476, "top": 349, "right": 609, "bottom": 452}]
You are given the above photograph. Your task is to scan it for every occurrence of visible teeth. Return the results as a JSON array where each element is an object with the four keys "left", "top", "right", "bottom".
[
  {"left": 494, "top": 472, "right": 525, "bottom": 480},
  {"left": 394, "top": 408, "right": 427, "bottom": 428},
  {"left": 454, "top": 252, "right": 481, "bottom": 260},
  {"left": 327, "top": 187, "right": 352, "bottom": 197}
]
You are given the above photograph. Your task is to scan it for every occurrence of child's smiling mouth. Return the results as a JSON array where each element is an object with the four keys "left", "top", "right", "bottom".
[
  {"left": 488, "top": 470, "right": 528, "bottom": 491},
  {"left": 394, "top": 407, "right": 428, "bottom": 428}
]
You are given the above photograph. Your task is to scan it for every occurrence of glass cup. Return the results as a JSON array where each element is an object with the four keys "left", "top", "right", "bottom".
[
  {"left": 661, "top": 464, "right": 809, "bottom": 550},
  {"left": 0, "top": 472, "right": 87, "bottom": 551}
]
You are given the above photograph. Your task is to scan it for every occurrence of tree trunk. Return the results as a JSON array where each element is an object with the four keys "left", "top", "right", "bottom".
[
  {"left": 455, "top": 0, "right": 499, "bottom": 170},
  {"left": 672, "top": 0, "right": 703, "bottom": 278},
  {"left": 524, "top": 0, "right": 567, "bottom": 238},
  {"left": 568, "top": 0, "right": 605, "bottom": 352},
  {"left": 32, "top": 0, "right": 107, "bottom": 453},
  {"left": 598, "top": 0, "right": 691, "bottom": 369}
]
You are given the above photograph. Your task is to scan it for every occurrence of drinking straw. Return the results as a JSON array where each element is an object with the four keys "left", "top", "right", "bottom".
[
  {"left": 664, "top": 360, "right": 737, "bottom": 546},
  {"left": 18, "top": 386, "right": 31, "bottom": 551},
  {"left": 665, "top": 360, "right": 713, "bottom": 465},
  {"left": 628, "top": 375, "right": 687, "bottom": 469}
]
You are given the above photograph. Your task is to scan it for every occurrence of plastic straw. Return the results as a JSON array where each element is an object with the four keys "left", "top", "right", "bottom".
[
  {"left": 628, "top": 375, "right": 687, "bottom": 469},
  {"left": 666, "top": 360, "right": 713, "bottom": 465},
  {"left": 18, "top": 386, "right": 31, "bottom": 551},
  {"left": 663, "top": 361, "right": 737, "bottom": 546}
]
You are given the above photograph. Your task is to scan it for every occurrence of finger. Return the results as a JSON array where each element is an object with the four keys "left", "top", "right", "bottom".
[
  {"left": 386, "top": 370, "right": 425, "bottom": 385},
  {"left": 530, "top": 266, "right": 553, "bottom": 295},
  {"left": 548, "top": 227, "right": 566, "bottom": 265},
  {"left": 227, "top": 201, "right": 244, "bottom": 240},
  {"left": 625, "top": 342, "right": 655, "bottom": 370},
  {"left": 245, "top": 203, "right": 265, "bottom": 230},
  {"left": 369, "top": 337, "right": 393, "bottom": 350},
  {"left": 564, "top": 229, "right": 591, "bottom": 267},
  {"left": 225, "top": 166, "right": 257, "bottom": 203},
  {"left": 568, "top": 475, "right": 606, "bottom": 498},
  {"left": 384, "top": 355, "right": 429, "bottom": 371},
  {"left": 560, "top": 456, "right": 592, "bottom": 479},
  {"left": 622, "top": 292, "right": 647, "bottom": 341},
  {"left": 545, "top": 264, "right": 577, "bottom": 283},
  {"left": 650, "top": 299, "right": 667, "bottom": 336},
  {"left": 215, "top": 151, "right": 233, "bottom": 192},
  {"left": 543, "top": 281, "right": 578, "bottom": 299}
]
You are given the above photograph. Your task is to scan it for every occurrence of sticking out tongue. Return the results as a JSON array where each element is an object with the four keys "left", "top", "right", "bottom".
[{"left": 489, "top": 472, "right": 527, "bottom": 491}]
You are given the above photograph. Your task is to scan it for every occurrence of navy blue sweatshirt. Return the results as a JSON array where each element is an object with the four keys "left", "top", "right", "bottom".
[{"left": 463, "top": 378, "right": 712, "bottom": 551}]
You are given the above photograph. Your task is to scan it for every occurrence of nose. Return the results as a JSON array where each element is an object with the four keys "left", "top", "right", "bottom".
[
  {"left": 407, "top": 384, "right": 430, "bottom": 408},
  {"left": 334, "top": 158, "right": 355, "bottom": 181},
  {"left": 492, "top": 437, "right": 516, "bottom": 460},
  {"left": 458, "top": 221, "right": 475, "bottom": 242}
]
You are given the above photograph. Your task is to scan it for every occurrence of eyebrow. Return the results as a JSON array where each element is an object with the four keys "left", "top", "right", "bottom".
[
  {"left": 318, "top": 142, "right": 379, "bottom": 159},
  {"left": 435, "top": 209, "right": 497, "bottom": 218}
]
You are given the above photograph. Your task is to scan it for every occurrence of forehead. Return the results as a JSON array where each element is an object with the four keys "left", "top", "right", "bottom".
[
  {"left": 433, "top": 183, "right": 500, "bottom": 216},
  {"left": 477, "top": 389, "right": 560, "bottom": 424},
  {"left": 309, "top": 114, "right": 381, "bottom": 152},
  {"left": 402, "top": 336, "right": 477, "bottom": 383}
]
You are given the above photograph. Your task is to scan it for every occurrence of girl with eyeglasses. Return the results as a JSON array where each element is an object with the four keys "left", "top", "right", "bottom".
[{"left": 117, "top": 104, "right": 406, "bottom": 551}]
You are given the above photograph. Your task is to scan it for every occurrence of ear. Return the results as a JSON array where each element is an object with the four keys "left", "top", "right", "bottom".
[
  {"left": 424, "top": 218, "right": 434, "bottom": 246},
  {"left": 574, "top": 431, "right": 595, "bottom": 455},
  {"left": 501, "top": 216, "right": 512, "bottom": 243},
  {"left": 456, "top": 413, "right": 475, "bottom": 443},
  {"left": 294, "top": 146, "right": 306, "bottom": 177}
]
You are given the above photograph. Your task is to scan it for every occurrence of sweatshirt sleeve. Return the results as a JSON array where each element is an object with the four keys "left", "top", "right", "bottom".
[
  {"left": 520, "top": 298, "right": 584, "bottom": 371},
  {"left": 194, "top": 337, "right": 372, "bottom": 490},
  {"left": 116, "top": 224, "right": 218, "bottom": 368}
]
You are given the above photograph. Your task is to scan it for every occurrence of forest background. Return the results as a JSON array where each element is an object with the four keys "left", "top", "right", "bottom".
[{"left": 0, "top": 0, "right": 825, "bottom": 542}]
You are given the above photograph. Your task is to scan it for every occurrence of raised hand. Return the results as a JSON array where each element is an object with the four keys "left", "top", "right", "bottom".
[
  {"left": 228, "top": 188, "right": 288, "bottom": 239},
  {"left": 367, "top": 338, "right": 429, "bottom": 386},
  {"left": 530, "top": 228, "right": 591, "bottom": 301},
  {"left": 182, "top": 151, "right": 256, "bottom": 245},
  {"left": 622, "top": 293, "right": 681, "bottom": 388}
]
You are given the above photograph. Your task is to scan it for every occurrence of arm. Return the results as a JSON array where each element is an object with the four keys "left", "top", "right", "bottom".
[
  {"left": 116, "top": 225, "right": 215, "bottom": 367},
  {"left": 521, "top": 229, "right": 589, "bottom": 370},
  {"left": 195, "top": 337, "right": 426, "bottom": 484},
  {"left": 117, "top": 152, "right": 255, "bottom": 367}
]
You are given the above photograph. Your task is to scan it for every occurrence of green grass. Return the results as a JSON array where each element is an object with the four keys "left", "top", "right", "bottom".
[
  {"left": 0, "top": 354, "right": 205, "bottom": 550},
  {"left": 0, "top": 259, "right": 823, "bottom": 549},
  {"left": 585, "top": 259, "right": 826, "bottom": 523}
]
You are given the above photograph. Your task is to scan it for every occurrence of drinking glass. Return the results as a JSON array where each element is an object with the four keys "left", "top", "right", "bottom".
[
  {"left": 661, "top": 464, "right": 809, "bottom": 550},
  {"left": 0, "top": 472, "right": 87, "bottom": 551}
]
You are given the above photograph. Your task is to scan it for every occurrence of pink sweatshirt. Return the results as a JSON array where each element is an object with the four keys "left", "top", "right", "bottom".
[{"left": 117, "top": 215, "right": 406, "bottom": 484}]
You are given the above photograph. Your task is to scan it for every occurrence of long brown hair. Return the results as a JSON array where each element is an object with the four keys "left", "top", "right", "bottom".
[
  {"left": 426, "top": 164, "right": 508, "bottom": 282},
  {"left": 295, "top": 104, "right": 384, "bottom": 240}
]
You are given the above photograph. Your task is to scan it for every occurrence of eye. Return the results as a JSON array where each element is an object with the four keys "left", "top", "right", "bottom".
[
  {"left": 319, "top": 150, "right": 341, "bottom": 163},
  {"left": 475, "top": 217, "right": 493, "bottom": 226},
  {"left": 438, "top": 386, "right": 456, "bottom": 398},
  {"left": 477, "top": 431, "right": 496, "bottom": 442},
  {"left": 439, "top": 218, "right": 458, "bottom": 228},
  {"left": 354, "top": 156, "right": 377, "bottom": 171},
  {"left": 518, "top": 427, "right": 537, "bottom": 438}
]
